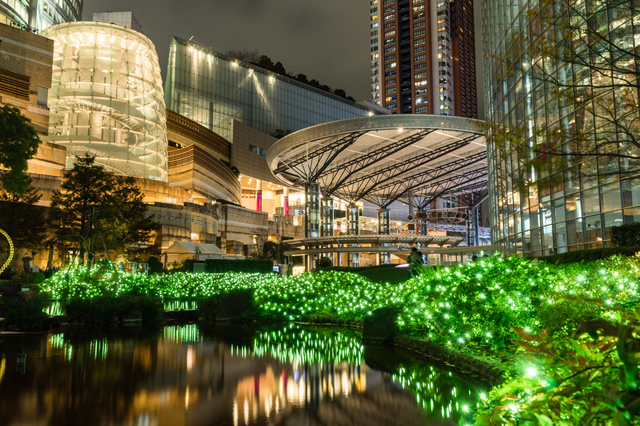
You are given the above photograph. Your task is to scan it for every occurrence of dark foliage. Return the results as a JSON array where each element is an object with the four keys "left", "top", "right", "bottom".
[
  {"left": 611, "top": 222, "right": 640, "bottom": 247},
  {"left": 185, "top": 259, "right": 274, "bottom": 273},
  {"left": 0, "top": 293, "right": 49, "bottom": 330},
  {"left": 0, "top": 175, "right": 47, "bottom": 253},
  {"left": 316, "top": 256, "right": 333, "bottom": 268},
  {"left": 147, "top": 256, "right": 164, "bottom": 274},
  {"left": 536, "top": 246, "right": 640, "bottom": 264},
  {"left": 0, "top": 106, "right": 40, "bottom": 194},
  {"left": 63, "top": 294, "right": 163, "bottom": 324}
]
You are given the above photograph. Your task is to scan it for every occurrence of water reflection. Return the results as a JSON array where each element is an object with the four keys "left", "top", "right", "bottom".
[{"left": 0, "top": 324, "right": 487, "bottom": 425}]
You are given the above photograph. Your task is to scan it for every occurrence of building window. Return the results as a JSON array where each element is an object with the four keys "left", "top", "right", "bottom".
[
  {"left": 414, "top": 63, "right": 427, "bottom": 71},
  {"left": 384, "top": 46, "right": 396, "bottom": 53},
  {"left": 413, "top": 5, "right": 425, "bottom": 12},
  {"left": 384, "top": 70, "right": 397, "bottom": 77},
  {"left": 385, "top": 54, "right": 396, "bottom": 61},
  {"left": 385, "top": 87, "right": 397, "bottom": 94},
  {"left": 387, "top": 103, "right": 397, "bottom": 110},
  {"left": 249, "top": 144, "right": 268, "bottom": 157},
  {"left": 414, "top": 21, "right": 425, "bottom": 29},
  {"left": 384, "top": 21, "right": 395, "bottom": 29},
  {"left": 384, "top": 30, "right": 396, "bottom": 37},
  {"left": 414, "top": 29, "right": 426, "bottom": 37},
  {"left": 413, "top": 12, "right": 425, "bottom": 20},
  {"left": 415, "top": 88, "right": 428, "bottom": 95},
  {"left": 413, "top": 37, "right": 426, "bottom": 46},
  {"left": 385, "top": 95, "right": 398, "bottom": 102},
  {"left": 384, "top": 13, "right": 395, "bottom": 21},
  {"left": 384, "top": 5, "right": 395, "bottom": 13},
  {"left": 384, "top": 62, "right": 397, "bottom": 69},
  {"left": 385, "top": 38, "right": 396, "bottom": 45},
  {"left": 414, "top": 46, "right": 427, "bottom": 54},
  {"left": 415, "top": 71, "right": 427, "bottom": 79},
  {"left": 414, "top": 54, "right": 427, "bottom": 62},
  {"left": 416, "top": 105, "right": 429, "bottom": 112},
  {"left": 415, "top": 96, "right": 426, "bottom": 104},
  {"left": 415, "top": 80, "right": 428, "bottom": 87},
  {"left": 385, "top": 79, "right": 396, "bottom": 86}
]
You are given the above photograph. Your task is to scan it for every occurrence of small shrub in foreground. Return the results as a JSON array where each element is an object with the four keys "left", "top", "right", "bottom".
[
  {"left": 0, "top": 293, "right": 49, "bottom": 330},
  {"left": 474, "top": 301, "right": 640, "bottom": 425},
  {"left": 64, "top": 295, "right": 163, "bottom": 324}
]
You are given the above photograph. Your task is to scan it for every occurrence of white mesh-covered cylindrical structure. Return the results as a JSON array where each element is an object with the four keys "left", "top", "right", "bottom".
[{"left": 41, "top": 22, "right": 168, "bottom": 181}]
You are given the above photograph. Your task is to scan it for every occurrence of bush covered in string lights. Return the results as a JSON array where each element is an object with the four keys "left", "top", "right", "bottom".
[{"left": 39, "top": 252, "right": 640, "bottom": 355}]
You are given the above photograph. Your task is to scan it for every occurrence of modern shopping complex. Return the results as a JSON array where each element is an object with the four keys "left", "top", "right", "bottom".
[{"left": 0, "top": 1, "right": 638, "bottom": 270}]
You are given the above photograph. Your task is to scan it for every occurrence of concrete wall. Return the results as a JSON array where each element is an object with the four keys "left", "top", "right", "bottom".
[{"left": 0, "top": 23, "right": 53, "bottom": 135}]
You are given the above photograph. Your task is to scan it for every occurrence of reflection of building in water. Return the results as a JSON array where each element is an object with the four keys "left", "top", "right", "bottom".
[{"left": 0, "top": 325, "right": 480, "bottom": 426}]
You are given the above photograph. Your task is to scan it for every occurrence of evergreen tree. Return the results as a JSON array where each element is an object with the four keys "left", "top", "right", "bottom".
[
  {"left": 50, "top": 154, "right": 114, "bottom": 263},
  {"left": 106, "top": 175, "right": 158, "bottom": 260},
  {"left": 49, "top": 154, "right": 157, "bottom": 263}
]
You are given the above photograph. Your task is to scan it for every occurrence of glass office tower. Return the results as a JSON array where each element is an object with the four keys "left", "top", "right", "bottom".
[
  {"left": 41, "top": 21, "right": 169, "bottom": 181},
  {"left": 165, "top": 37, "right": 378, "bottom": 141},
  {"left": 483, "top": 0, "right": 640, "bottom": 256},
  {"left": 0, "top": 0, "right": 81, "bottom": 32}
]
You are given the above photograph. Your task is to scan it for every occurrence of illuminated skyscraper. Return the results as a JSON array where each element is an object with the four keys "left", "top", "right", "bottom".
[
  {"left": 369, "top": 0, "right": 477, "bottom": 117},
  {"left": 0, "top": 0, "right": 81, "bottom": 32},
  {"left": 41, "top": 20, "right": 169, "bottom": 181},
  {"left": 165, "top": 37, "right": 380, "bottom": 141}
]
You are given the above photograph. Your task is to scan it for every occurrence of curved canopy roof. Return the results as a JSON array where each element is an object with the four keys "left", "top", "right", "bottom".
[{"left": 267, "top": 115, "right": 487, "bottom": 209}]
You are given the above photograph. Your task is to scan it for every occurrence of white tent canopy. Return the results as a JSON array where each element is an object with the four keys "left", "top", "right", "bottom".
[
  {"left": 165, "top": 241, "right": 229, "bottom": 264},
  {"left": 166, "top": 241, "right": 227, "bottom": 256}
]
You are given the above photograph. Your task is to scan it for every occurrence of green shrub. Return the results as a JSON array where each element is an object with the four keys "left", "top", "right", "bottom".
[
  {"left": 31, "top": 272, "right": 45, "bottom": 283},
  {"left": 611, "top": 222, "right": 640, "bottom": 247},
  {"left": 0, "top": 293, "right": 49, "bottom": 330},
  {"left": 474, "top": 303, "right": 640, "bottom": 425},
  {"left": 536, "top": 246, "right": 640, "bottom": 264},
  {"left": 190, "top": 259, "right": 273, "bottom": 273},
  {"left": 148, "top": 256, "right": 164, "bottom": 274},
  {"left": 316, "top": 257, "right": 333, "bottom": 268},
  {"left": 64, "top": 295, "right": 163, "bottom": 324},
  {"left": 197, "top": 295, "right": 222, "bottom": 321}
]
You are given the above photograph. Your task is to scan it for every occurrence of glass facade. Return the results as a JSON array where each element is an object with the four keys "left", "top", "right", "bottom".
[
  {"left": 165, "top": 37, "right": 377, "bottom": 141},
  {"left": 0, "top": 0, "right": 81, "bottom": 32},
  {"left": 483, "top": 0, "right": 640, "bottom": 256},
  {"left": 41, "top": 22, "right": 169, "bottom": 181}
]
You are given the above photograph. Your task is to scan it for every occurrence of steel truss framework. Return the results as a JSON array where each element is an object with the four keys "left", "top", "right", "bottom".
[{"left": 267, "top": 115, "right": 487, "bottom": 210}]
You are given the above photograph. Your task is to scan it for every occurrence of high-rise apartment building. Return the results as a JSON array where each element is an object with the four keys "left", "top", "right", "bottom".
[
  {"left": 0, "top": 0, "right": 81, "bottom": 32},
  {"left": 369, "top": 0, "right": 477, "bottom": 117}
]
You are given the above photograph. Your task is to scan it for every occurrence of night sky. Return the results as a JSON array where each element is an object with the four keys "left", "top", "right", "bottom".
[
  {"left": 83, "top": 0, "right": 484, "bottom": 117},
  {"left": 83, "top": 0, "right": 374, "bottom": 102}
]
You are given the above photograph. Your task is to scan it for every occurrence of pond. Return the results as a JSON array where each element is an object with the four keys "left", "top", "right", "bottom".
[{"left": 0, "top": 324, "right": 488, "bottom": 425}]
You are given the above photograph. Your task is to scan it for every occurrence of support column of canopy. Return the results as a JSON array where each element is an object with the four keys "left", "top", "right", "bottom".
[
  {"left": 466, "top": 206, "right": 480, "bottom": 247},
  {"left": 321, "top": 197, "right": 334, "bottom": 266},
  {"left": 305, "top": 182, "right": 320, "bottom": 271},
  {"left": 283, "top": 187, "right": 289, "bottom": 216},
  {"left": 420, "top": 208, "right": 428, "bottom": 236},
  {"left": 347, "top": 204, "right": 360, "bottom": 267},
  {"left": 256, "top": 179, "right": 263, "bottom": 212},
  {"left": 377, "top": 208, "right": 390, "bottom": 265}
]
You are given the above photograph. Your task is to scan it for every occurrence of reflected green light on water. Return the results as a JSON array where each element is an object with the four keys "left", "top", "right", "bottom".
[
  {"left": 37, "top": 324, "right": 483, "bottom": 425},
  {"left": 163, "top": 323, "right": 201, "bottom": 344},
  {"left": 252, "top": 324, "right": 363, "bottom": 365}
]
